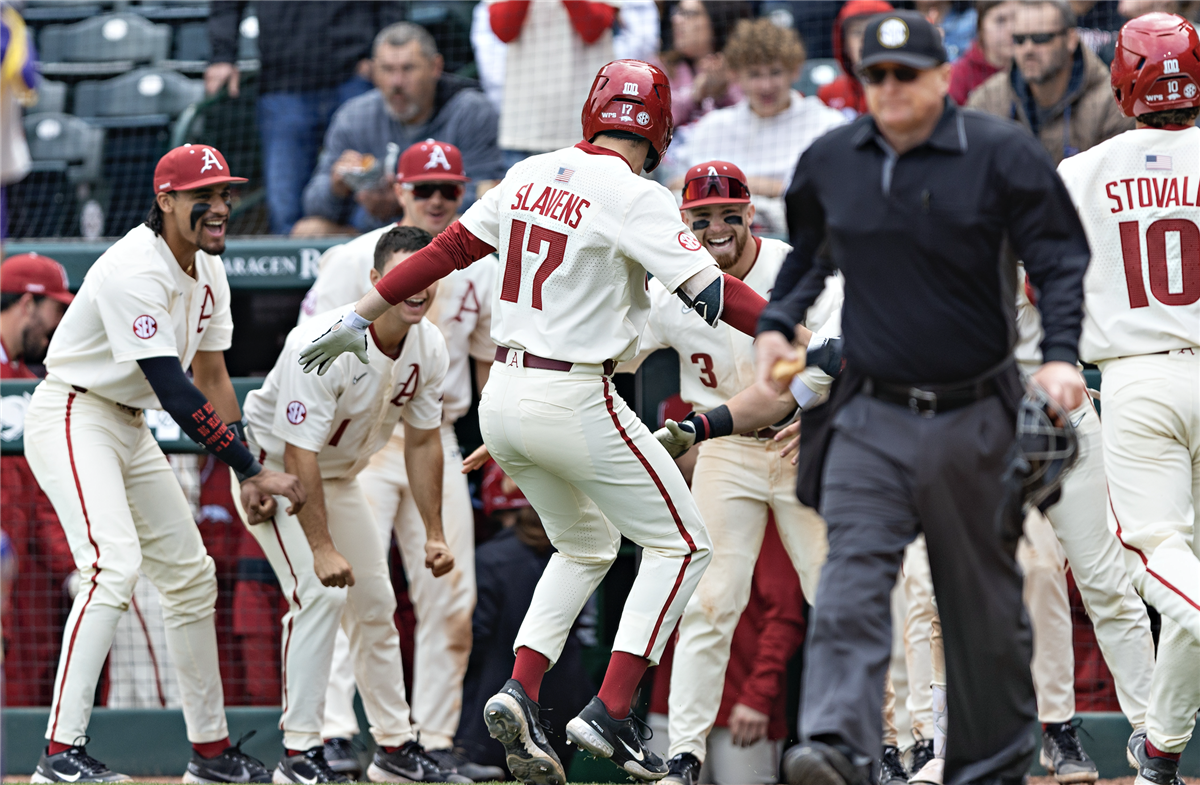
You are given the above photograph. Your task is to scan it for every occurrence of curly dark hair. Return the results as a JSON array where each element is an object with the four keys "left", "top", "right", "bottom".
[
  {"left": 145, "top": 197, "right": 169, "bottom": 235},
  {"left": 1137, "top": 107, "right": 1200, "bottom": 128}
]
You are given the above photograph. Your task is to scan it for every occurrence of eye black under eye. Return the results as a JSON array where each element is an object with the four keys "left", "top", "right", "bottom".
[
  {"left": 692, "top": 219, "right": 710, "bottom": 230},
  {"left": 724, "top": 215, "right": 744, "bottom": 225}
]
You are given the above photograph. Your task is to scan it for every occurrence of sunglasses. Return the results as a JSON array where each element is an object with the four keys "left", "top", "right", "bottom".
[
  {"left": 860, "top": 65, "right": 921, "bottom": 85},
  {"left": 682, "top": 175, "right": 751, "bottom": 205},
  {"left": 691, "top": 215, "right": 744, "bottom": 231},
  {"left": 408, "top": 183, "right": 464, "bottom": 200},
  {"left": 1012, "top": 30, "right": 1065, "bottom": 45}
]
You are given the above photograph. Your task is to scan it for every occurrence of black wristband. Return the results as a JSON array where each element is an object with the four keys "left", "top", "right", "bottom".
[
  {"left": 685, "top": 404, "right": 734, "bottom": 443},
  {"left": 229, "top": 419, "right": 249, "bottom": 446},
  {"left": 234, "top": 460, "right": 263, "bottom": 483}
]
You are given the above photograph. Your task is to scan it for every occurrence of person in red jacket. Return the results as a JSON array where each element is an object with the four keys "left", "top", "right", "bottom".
[
  {"left": 649, "top": 518, "right": 806, "bottom": 785},
  {"left": 948, "top": 1, "right": 1018, "bottom": 105},
  {"left": 0, "top": 253, "right": 75, "bottom": 706},
  {"left": 817, "top": 0, "right": 894, "bottom": 117}
]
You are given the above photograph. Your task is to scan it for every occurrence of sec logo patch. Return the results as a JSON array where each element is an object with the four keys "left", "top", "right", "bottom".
[
  {"left": 677, "top": 231, "right": 702, "bottom": 251},
  {"left": 132, "top": 315, "right": 158, "bottom": 339},
  {"left": 286, "top": 400, "right": 307, "bottom": 424}
]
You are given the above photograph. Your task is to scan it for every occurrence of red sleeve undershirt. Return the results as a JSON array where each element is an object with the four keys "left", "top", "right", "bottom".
[
  {"left": 721, "top": 273, "right": 768, "bottom": 337},
  {"left": 489, "top": 0, "right": 531, "bottom": 43},
  {"left": 562, "top": 1, "right": 617, "bottom": 44},
  {"left": 375, "top": 221, "right": 496, "bottom": 306}
]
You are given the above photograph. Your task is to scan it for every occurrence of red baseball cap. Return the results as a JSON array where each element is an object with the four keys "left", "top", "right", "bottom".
[
  {"left": 481, "top": 461, "right": 530, "bottom": 518},
  {"left": 681, "top": 161, "right": 752, "bottom": 209},
  {"left": 397, "top": 139, "right": 470, "bottom": 184},
  {"left": 1, "top": 253, "right": 74, "bottom": 304},
  {"left": 154, "top": 144, "right": 248, "bottom": 193}
]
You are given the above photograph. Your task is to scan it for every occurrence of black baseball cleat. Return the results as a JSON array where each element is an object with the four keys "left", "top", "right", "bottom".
[
  {"left": 483, "top": 679, "right": 566, "bottom": 785},
  {"left": 367, "top": 740, "right": 472, "bottom": 783},
  {"left": 274, "top": 747, "right": 351, "bottom": 783},
  {"left": 565, "top": 696, "right": 667, "bottom": 781},
  {"left": 1128, "top": 728, "right": 1184, "bottom": 785},
  {"left": 661, "top": 752, "right": 702, "bottom": 785},
  {"left": 323, "top": 738, "right": 364, "bottom": 780},
  {"left": 424, "top": 748, "right": 506, "bottom": 782},
  {"left": 32, "top": 740, "right": 131, "bottom": 783},
  {"left": 782, "top": 740, "right": 872, "bottom": 785},
  {"left": 185, "top": 733, "right": 271, "bottom": 783},
  {"left": 879, "top": 745, "right": 909, "bottom": 785},
  {"left": 907, "top": 738, "right": 935, "bottom": 780},
  {"left": 1041, "top": 721, "right": 1099, "bottom": 783}
]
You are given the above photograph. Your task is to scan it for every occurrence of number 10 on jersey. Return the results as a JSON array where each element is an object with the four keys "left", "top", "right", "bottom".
[
  {"left": 1119, "top": 218, "right": 1200, "bottom": 307},
  {"left": 501, "top": 219, "right": 569, "bottom": 310}
]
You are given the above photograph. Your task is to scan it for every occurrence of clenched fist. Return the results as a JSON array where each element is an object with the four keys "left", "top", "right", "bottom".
[
  {"left": 653, "top": 419, "right": 697, "bottom": 458},
  {"left": 314, "top": 546, "right": 355, "bottom": 588},
  {"left": 425, "top": 538, "right": 455, "bottom": 577}
]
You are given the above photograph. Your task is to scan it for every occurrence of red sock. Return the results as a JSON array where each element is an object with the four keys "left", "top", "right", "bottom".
[
  {"left": 597, "top": 651, "right": 650, "bottom": 719},
  {"left": 512, "top": 647, "right": 550, "bottom": 703},
  {"left": 1146, "top": 740, "right": 1182, "bottom": 761},
  {"left": 286, "top": 749, "right": 307, "bottom": 757},
  {"left": 381, "top": 745, "right": 402, "bottom": 754},
  {"left": 48, "top": 741, "right": 72, "bottom": 755},
  {"left": 193, "top": 738, "right": 230, "bottom": 759}
]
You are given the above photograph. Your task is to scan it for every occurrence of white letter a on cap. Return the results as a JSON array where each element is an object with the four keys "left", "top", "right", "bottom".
[
  {"left": 425, "top": 145, "right": 451, "bottom": 171},
  {"left": 200, "top": 148, "right": 223, "bottom": 173}
]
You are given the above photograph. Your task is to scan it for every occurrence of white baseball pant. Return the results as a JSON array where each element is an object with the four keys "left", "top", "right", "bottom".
[
  {"left": 107, "top": 571, "right": 182, "bottom": 710},
  {"left": 24, "top": 380, "right": 228, "bottom": 746},
  {"left": 648, "top": 712, "right": 781, "bottom": 785},
  {"left": 1101, "top": 353, "right": 1200, "bottom": 752},
  {"left": 901, "top": 537, "right": 935, "bottom": 740},
  {"left": 478, "top": 355, "right": 711, "bottom": 668},
  {"left": 666, "top": 436, "right": 827, "bottom": 762},
  {"left": 323, "top": 424, "right": 476, "bottom": 749},
  {"left": 235, "top": 455, "right": 415, "bottom": 753}
]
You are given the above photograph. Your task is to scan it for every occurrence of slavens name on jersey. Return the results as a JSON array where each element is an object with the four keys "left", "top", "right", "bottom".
[{"left": 509, "top": 182, "right": 592, "bottom": 229}]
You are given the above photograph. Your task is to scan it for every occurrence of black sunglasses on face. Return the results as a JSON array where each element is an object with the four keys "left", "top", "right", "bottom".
[
  {"left": 860, "top": 65, "right": 921, "bottom": 85},
  {"left": 1012, "top": 30, "right": 1065, "bottom": 45},
  {"left": 410, "top": 183, "right": 464, "bottom": 200}
]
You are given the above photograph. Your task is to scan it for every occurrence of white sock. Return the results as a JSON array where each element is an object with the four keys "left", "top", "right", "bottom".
[{"left": 931, "top": 684, "right": 947, "bottom": 760}]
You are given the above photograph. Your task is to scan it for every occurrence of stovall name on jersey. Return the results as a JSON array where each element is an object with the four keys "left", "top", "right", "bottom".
[
  {"left": 510, "top": 182, "right": 592, "bottom": 229},
  {"left": 1106, "top": 175, "right": 1200, "bottom": 213}
]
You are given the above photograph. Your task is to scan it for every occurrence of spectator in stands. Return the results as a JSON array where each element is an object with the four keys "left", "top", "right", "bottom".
[
  {"left": 661, "top": 2, "right": 753, "bottom": 131},
  {"left": 756, "top": 1, "right": 843, "bottom": 60},
  {"left": 969, "top": 0, "right": 1131, "bottom": 164},
  {"left": 456, "top": 462, "right": 594, "bottom": 774},
  {"left": 0, "top": 253, "right": 75, "bottom": 707},
  {"left": 206, "top": 2, "right": 400, "bottom": 236},
  {"left": 817, "top": 0, "right": 894, "bottom": 119},
  {"left": 297, "top": 22, "right": 504, "bottom": 237},
  {"left": 949, "top": 1, "right": 1018, "bottom": 105},
  {"left": 489, "top": 0, "right": 617, "bottom": 168},
  {"left": 916, "top": 0, "right": 978, "bottom": 61},
  {"left": 1, "top": 4, "right": 37, "bottom": 240},
  {"left": 677, "top": 19, "right": 845, "bottom": 233}
]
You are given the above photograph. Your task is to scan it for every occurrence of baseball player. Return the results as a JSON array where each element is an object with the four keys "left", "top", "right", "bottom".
[
  {"left": 1058, "top": 13, "right": 1200, "bottom": 784},
  {"left": 298, "top": 141, "right": 499, "bottom": 781},
  {"left": 616, "top": 160, "right": 840, "bottom": 785},
  {"left": 297, "top": 59, "right": 771, "bottom": 785},
  {"left": 238, "top": 225, "right": 468, "bottom": 785},
  {"left": 22, "top": 144, "right": 304, "bottom": 783}
]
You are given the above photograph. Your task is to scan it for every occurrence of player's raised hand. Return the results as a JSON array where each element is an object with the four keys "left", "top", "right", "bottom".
[
  {"left": 1031, "top": 361, "right": 1086, "bottom": 415},
  {"left": 462, "top": 444, "right": 491, "bottom": 473},
  {"left": 425, "top": 538, "right": 455, "bottom": 577},
  {"left": 313, "top": 546, "right": 355, "bottom": 588},
  {"left": 299, "top": 316, "right": 369, "bottom": 375},
  {"left": 654, "top": 419, "right": 697, "bottom": 458},
  {"left": 241, "top": 468, "right": 307, "bottom": 521},
  {"left": 755, "top": 330, "right": 798, "bottom": 396}
]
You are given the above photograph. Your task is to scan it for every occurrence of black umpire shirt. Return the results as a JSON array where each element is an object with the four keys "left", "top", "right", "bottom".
[{"left": 758, "top": 99, "right": 1090, "bottom": 384}]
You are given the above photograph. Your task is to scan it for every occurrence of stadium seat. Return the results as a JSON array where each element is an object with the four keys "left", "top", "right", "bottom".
[
  {"left": 168, "top": 16, "right": 259, "bottom": 73},
  {"left": 38, "top": 12, "right": 171, "bottom": 77},
  {"left": 8, "top": 113, "right": 104, "bottom": 238},
  {"left": 794, "top": 57, "right": 843, "bottom": 99},
  {"left": 73, "top": 67, "right": 203, "bottom": 120},
  {"left": 34, "top": 80, "right": 68, "bottom": 115}
]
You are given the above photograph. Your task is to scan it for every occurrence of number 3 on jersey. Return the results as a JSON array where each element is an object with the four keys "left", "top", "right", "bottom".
[
  {"left": 1119, "top": 218, "right": 1200, "bottom": 307},
  {"left": 501, "top": 219, "right": 568, "bottom": 309}
]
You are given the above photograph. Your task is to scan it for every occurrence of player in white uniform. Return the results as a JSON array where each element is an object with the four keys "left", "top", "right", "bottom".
[
  {"left": 240, "top": 226, "right": 468, "bottom": 785},
  {"left": 1058, "top": 14, "right": 1200, "bottom": 785},
  {"left": 299, "top": 141, "right": 501, "bottom": 782},
  {"left": 616, "top": 160, "right": 840, "bottom": 785},
  {"left": 298, "top": 59, "right": 772, "bottom": 785},
  {"left": 24, "top": 145, "right": 304, "bottom": 783}
]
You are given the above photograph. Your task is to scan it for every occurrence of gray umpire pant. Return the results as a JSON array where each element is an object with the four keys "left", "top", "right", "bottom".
[{"left": 800, "top": 393, "right": 1037, "bottom": 785}]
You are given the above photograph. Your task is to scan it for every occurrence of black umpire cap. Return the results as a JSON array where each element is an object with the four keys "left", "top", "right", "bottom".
[{"left": 859, "top": 10, "right": 948, "bottom": 70}]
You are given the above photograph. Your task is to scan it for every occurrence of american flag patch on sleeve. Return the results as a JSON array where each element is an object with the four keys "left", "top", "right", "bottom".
[
  {"left": 554, "top": 167, "right": 574, "bottom": 183},
  {"left": 1146, "top": 154, "right": 1173, "bottom": 171}
]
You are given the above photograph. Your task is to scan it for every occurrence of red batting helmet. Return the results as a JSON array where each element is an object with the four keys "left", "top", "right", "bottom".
[
  {"left": 581, "top": 59, "right": 673, "bottom": 172},
  {"left": 681, "top": 161, "right": 751, "bottom": 209},
  {"left": 1111, "top": 13, "right": 1200, "bottom": 118}
]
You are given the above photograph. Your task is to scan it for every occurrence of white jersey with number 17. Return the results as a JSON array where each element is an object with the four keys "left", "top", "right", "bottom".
[
  {"left": 458, "top": 143, "right": 720, "bottom": 366},
  {"left": 1057, "top": 126, "right": 1200, "bottom": 363}
]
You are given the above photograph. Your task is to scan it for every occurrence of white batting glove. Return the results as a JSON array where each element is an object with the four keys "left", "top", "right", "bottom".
[
  {"left": 653, "top": 419, "right": 697, "bottom": 458},
  {"left": 298, "top": 312, "right": 370, "bottom": 375}
]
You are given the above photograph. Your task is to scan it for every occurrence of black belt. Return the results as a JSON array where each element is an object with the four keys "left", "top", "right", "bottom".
[
  {"left": 864, "top": 376, "right": 999, "bottom": 417},
  {"left": 739, "top": 427, "right": 782, "bottom": 439},
  {"left": 71, "top": 385, "right": 141, "bottom": 417},
  {"left": 494, "top": 346, "right": 615, "bottom": 376}
]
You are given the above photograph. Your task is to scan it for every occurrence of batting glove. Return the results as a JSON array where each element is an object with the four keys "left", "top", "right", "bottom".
[
  {"left": 654, "top": 419, "right": 697, "bottom": 458},
  {"left": 299, "top": 313, "right": 370, "bottom": 375}
]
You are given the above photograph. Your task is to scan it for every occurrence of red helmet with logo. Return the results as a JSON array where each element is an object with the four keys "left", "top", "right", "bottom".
[
  {"left": 1111, "top": 12, "right": 1200, "bottom": 118},
  {"left": 581, "top": 59, "right": 673, "bottom": 172}
]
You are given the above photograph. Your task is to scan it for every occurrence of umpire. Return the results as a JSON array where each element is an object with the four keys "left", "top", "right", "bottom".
[{"left": 753, "top": 11, "right": 1089, "bottom": 785}]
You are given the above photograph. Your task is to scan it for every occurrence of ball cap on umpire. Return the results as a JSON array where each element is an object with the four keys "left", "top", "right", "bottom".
[
  {"left": 858, "top": 10, "right": 947, "bottom": 70},
  {"left": 153, "top": 144, "right": 248, "bottom": 193},
  {"left": 397, "top": 139, "right": 471, "bottom": 184},
  {"left": 681, "top": 161, "right": 751, "bottom": 209},
  {"left": 1, "top": 253, "right": 74, "bottom": 304}
]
